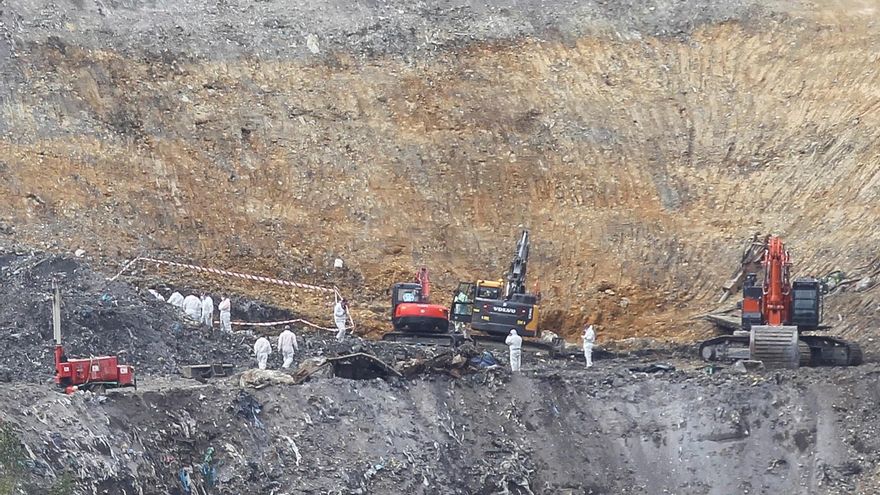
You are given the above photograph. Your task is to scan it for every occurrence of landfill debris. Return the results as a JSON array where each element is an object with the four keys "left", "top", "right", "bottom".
[
  {"left": 239, "top": 369, "right": 296, "bottom": 389},
  {"left": 628, "top": 363, "right": 676, "bottom": 373}
]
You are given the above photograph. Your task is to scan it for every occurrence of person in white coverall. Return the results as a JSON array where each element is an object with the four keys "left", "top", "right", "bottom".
[
  {"left": 218, "top": 297, "right": 232, "bottom": 333},
  {"left": 453, "top": 291, "right": 470, "bottom": 339},
  {"left": 334, "top": 299, "right": 349, "bottom": 342},
  {"left": 277, "top": 326, "right": 299, "bottom": 369},
  {"left": 505, "top": 329, "right": 523, "bottom": 372},
  {"left": 168, "top": 291, "right": 185, "bottom": 308},
  {"left": 253, "top": 336, "right": 272, "bottom": 370},
  {"left": 200, "top": 294, "right": 214, "bottom": 329},
  {"left": 182, "top": 294, "right": 201, "bottom": 321},
  {"left": 583, "top": 324, "right": 596, "bottom": 368}
]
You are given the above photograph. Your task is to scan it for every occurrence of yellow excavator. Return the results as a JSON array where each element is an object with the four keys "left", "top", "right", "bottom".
[{"left": 450, "top": 230, "right": 541, "bottom": 338}]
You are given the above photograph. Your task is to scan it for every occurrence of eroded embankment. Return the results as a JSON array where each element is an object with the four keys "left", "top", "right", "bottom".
[
  {"left": 3, "top": 362, "right": 880, "bottom": 494},
  {"left": 1, "top": 0, "right": 879, "bottom": 344}
]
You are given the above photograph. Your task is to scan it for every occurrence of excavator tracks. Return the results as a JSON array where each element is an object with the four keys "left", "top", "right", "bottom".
[
  {"left": 799, "top": 335, "right": 863, "bottom": 366},
  {"left": 700, "top": 330, "right": 861, "bottom": 368}
]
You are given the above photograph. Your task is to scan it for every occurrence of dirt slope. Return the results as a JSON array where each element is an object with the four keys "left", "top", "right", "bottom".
[{"left": 0, "top": 0, "right": 878, "bottom": 345}]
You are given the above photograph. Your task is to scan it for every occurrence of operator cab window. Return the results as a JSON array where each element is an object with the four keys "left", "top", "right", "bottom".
[
  {"left": 477, "top": 287, "right": 500, "bottom": 299},
  {"left": 399, "top": 289, "right": 420, "bottom": 302}
]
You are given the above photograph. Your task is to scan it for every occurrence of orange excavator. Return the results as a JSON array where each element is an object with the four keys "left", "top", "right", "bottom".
[
  {"left": 386, "top": 267, "right": 451, "bottom": 337},
  {"left": 700, "top": 235, "right": 861, "bottom": 368}
]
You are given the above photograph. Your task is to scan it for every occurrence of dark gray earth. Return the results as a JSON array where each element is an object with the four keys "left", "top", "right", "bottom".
[
  {"left": 2, "top": 355, "right": 880, "bottom": 494},
  {"left": 0, "top": 252, "right": 879, "bottom": 494},
  {"left": 0, "top": 0, "right": 767, "bottom": 62}
]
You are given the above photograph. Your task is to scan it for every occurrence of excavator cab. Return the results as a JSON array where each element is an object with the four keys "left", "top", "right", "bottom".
[
  {"left": 391, "top": 283, "right": 423, "bottom": 311},
  {"left": 450, "top": 282, "right": 475, "bottom": 323},
  {"left": 790, "top": 278, "right": 822, "bottom": 329},
  {"left": 475, "top": 281, "right": 502, "bottom": 300}
]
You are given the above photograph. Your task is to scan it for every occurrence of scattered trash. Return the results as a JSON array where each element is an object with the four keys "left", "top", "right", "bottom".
[
  {"left": 233, "top": 391, "right": 264, "bottom": 429},
  {"left": 363, "top": 459, "right": 385, "bottom": 481},
  {"left": 240, "top": 369, "right": 296, "bottom": 389},
  {"left": 178, "top": 467, "right": 192, "bottom": 494},
  {"left": 293, "top": 353, "right": 402, "bottom": 383},
  {"left": 200, "top": 447, "right": 216, "bottom": 487},
  {"left": 732, "top": 360, "right": 765, "bottom": 374},
  {"left": 471, "top": 351, "right": 498, "bottom": 369},
  {"left": 628, "top": 363, "right": 676, "bottom": 373}
]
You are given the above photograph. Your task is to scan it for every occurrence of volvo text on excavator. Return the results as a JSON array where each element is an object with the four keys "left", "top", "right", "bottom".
[
  {"left": 451, "top": 230, "right": 540, "bottom": 338},
  {"left": 699, "top": 235, "right": 862, "bottom": 368}
]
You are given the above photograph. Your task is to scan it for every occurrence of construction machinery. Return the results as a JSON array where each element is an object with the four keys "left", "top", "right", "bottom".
[
  {"left": 381, "top": 267, "right": 459, "bottom": 345},
  {"left": 451, "top": 230, "right": 541, "bottom": 338},
  {"left": 700, "top": 235, "right": 862, "bottom": 368},
  {"left": 52, "top": 280, "right": 136, "bottom": 394}
]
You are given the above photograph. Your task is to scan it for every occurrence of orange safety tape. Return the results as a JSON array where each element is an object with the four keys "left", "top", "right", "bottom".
[
  {"left": 226, "top": 318, "right": 344, "bottom": 332},
  {"left": 110, "top": 257, "right": 339, "bottom": 295},
  {"left": 110, "top": 257, "right": 356, "bottom": 330}
]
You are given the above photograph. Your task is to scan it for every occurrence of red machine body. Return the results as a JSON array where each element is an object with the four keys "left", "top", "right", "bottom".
[
  {"left": 390, "top": 267, "right": 450, "bottom": 333},
  {"left": 702, "top": 235, "right": 861, "bottom": 368},
  {"left": 51, "top": 282, "right": 136, "bottom": 394},
  {"left": 55, "top": 346, "right": 135, "bottom": 390}
]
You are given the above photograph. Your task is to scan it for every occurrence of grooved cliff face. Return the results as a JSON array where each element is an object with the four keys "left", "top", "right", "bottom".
[{"left": 1, "top": 0, "right": 879, "bottom": 344}]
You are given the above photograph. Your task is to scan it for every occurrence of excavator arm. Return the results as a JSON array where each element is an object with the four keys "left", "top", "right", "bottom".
[
  {"left": 504, "top": 230, "right": 530, "bottom": 299},
  {"left": 415, "top": 267, "right": 431, "bottom": 303}
]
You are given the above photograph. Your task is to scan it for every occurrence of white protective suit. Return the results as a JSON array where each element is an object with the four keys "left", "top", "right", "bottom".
[
  {"left": 334, "top": 301, "right": 348, "bottom": 342},
  {"left": 201, "top": 295, "right": 214, "bottom": 329},
  {"left": 168, "top": 292, "right": 185, "bottom": 308},
  {"left": 505, "top": 329, "right": 523, "bottom": 372},
  {"left": 583, "top": 325, "right": 596, "bottom": 368},
  {"left": 253, "top": 337, "right": 272, "bottom": 370},
  {"left": 182, "top": 295, "right": 202, "bottom": 321},
  {"left": 277, "top": 329, "right": 299, "bottom": 368},
  {"left": 218, "top": 298, "right": 232, "bottom": 332}
]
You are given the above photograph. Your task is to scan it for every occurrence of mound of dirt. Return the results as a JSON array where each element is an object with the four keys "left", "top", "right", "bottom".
[{"left": 0, "top": 250, "right": 256, "bottom": 382}]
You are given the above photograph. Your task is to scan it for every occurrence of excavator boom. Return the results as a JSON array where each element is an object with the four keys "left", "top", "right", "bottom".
[
  {"left": 416, "top": 267, "right": 431, "bottom": 302},
  {"left": 504, "top": 230, "right": 530, "bottom": 299}
]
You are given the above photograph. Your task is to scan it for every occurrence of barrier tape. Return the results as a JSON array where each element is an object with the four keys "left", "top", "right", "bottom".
[
  {"left": 227, "top": 318, "right": 346, "bottom": 332},
  {"left": 110, "top": 257, "right": 339, "bottom": 295},
  {"left": 110, "top": 256, "right": 357, "bottom": 331}
]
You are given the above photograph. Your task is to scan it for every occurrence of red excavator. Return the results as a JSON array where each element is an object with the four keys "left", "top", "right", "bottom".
[
  {"left": 389, "top": 267, "right": 450, "bottom": 334},
  {"left": 700, "top": 235, "right": 861, "bottom": 368}
]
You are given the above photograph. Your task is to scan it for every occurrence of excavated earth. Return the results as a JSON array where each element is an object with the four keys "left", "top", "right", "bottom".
[
  {"left": 1, "top": 250, "right": 879, "bottom": 493},
  {"left": 2, "top": 0, "right": 880, "bottom": 493}
]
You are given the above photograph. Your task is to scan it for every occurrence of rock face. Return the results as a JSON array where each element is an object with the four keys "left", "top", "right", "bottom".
[{"left": 0, "top": 0, "right": 879, "bottom": 346}]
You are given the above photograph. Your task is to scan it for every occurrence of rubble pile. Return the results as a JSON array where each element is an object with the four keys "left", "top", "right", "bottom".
[
  {"left": 0, "top": 250, "right": 253, "bottom": 381},
  {"left": 2, "top": 360, "right": 880, "bottom": 494}
]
